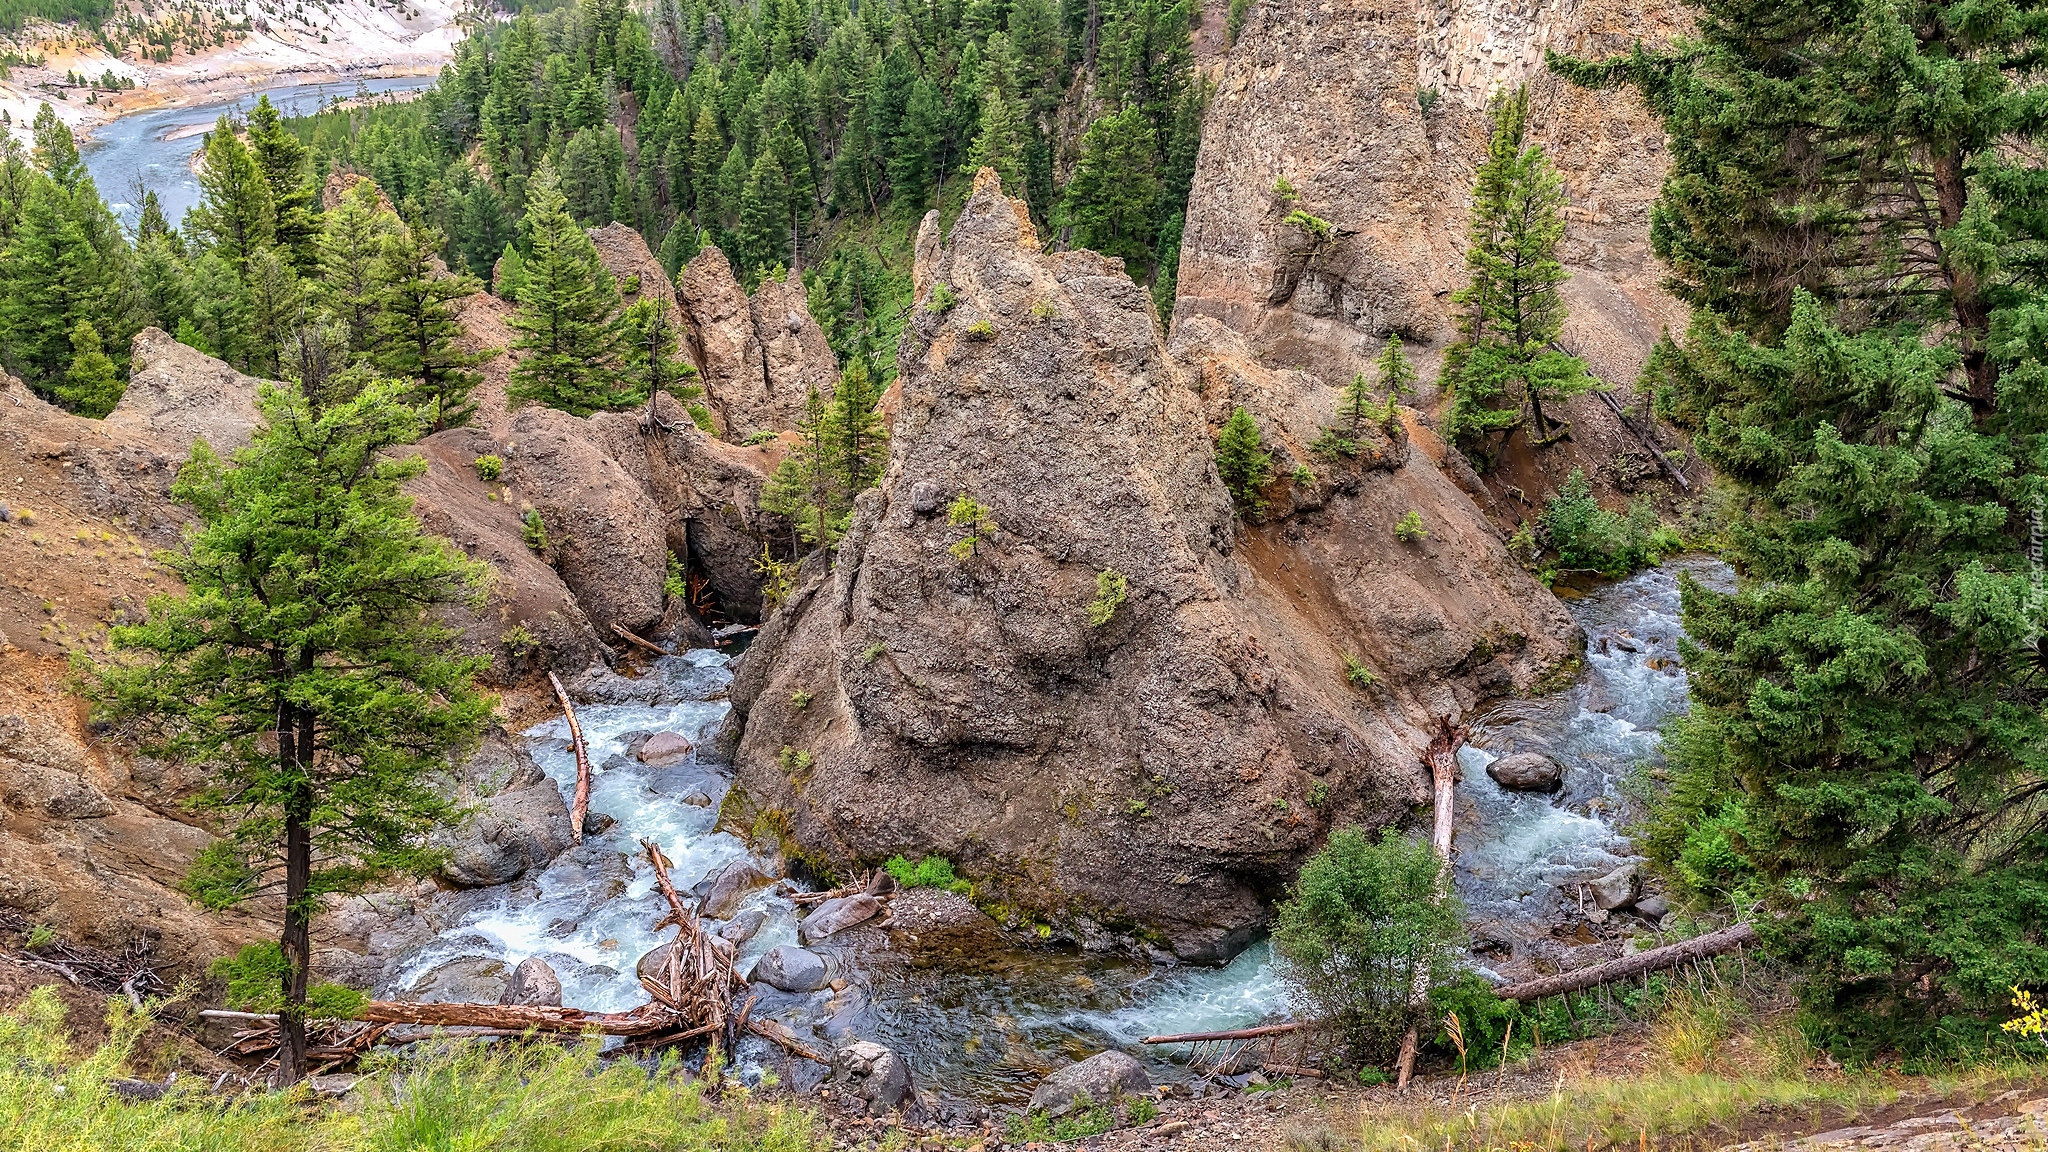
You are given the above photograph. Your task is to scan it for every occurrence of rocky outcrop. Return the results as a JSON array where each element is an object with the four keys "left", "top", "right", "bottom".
[
  {"left": 726, "top": 173, "right": 1576, "bottom": 961},
  {"left": 1176, "top": 0, "right": 1688, "bottom": 392},
  {"left": 676, "top": 247, "right": 837, "bottom": 440},
  {"left": 103, "top": 328, "right": 264, "bottom": 456},
  {"left": 430, "top": 731, "right": 574, "bottom": 888}
]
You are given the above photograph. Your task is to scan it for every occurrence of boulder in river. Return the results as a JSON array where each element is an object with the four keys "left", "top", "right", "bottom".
[
  {"left": 697, "top": 859, "right": 773, "bottom": 919},
  {"left": 755, "top": 944, "right": 829, "bottom": 993},
  {"left": 638, "top": 731, "right": 695, "bottom": 766},
  {"left": 718, "top": 909, "right": 769, "bottom": 947},
  {"left": 799, "top": 894, "right": 882, "bottom": 943},
  {"left": 1486, "top": 752, "right": 1564, "bottom": 792},
  {"left": 1589, "top": 863, "right": 1639, "bottom": 910},
  {"left": 832, "top": 1039, "right": 916, "bottom": 1114},
  {"left": 408, "top": 956, "right": 509, "bottom": 1003},
  {"left": 499, "top": 957, "right": 563, "bottom": 1007},
  {"left": 1029, "top": 1050, "right": 1151, "bottom": 1116}
]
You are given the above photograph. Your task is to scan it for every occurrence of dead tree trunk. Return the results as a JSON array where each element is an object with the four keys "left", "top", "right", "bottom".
[
  {"left": 1493, "top": 923, "right": 1757, "bottom": 1003},
  {"left": 549, "top": 671, "right": 592, "bottom": 844},
  {"left": 1397, "top": 716, "right": 1466, "bottom": 1092}
]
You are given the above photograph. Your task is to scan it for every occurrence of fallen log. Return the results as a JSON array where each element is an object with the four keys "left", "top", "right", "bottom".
[
  {"left": 746, "top": 1018, "right": 830, "bottom": 1063},
  {"left": 1596, "top": 390, "right": 1692, "bottom": 492},
  {"left": 549, "top": 670, "right": 593, "bottom": 845},
  {"left": 1398, "top": 716, "right": 1466, "bottom": 1092},
  {"left": 1493, "top": 922, "right": 1757, "bottom": 1003},
  {"left": 1141, "top": 1021, "right": 1303, "bottom": 1045},
  {"left": 611, "top": 623, "right": 670, "bottom": 657},
  {"left": 353, "top": 1000, "right": 680, "bottom": 1036}
]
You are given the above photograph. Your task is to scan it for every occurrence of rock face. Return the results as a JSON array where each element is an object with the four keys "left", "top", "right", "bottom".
[
  {"left": 1486, "top": 751, "right": 1564, "bottom": 792},
  {"left": 727, "top": 173, "right": 1576, "bottom": 961},
  {"left": 1174, "top": 0, "right": 1689, "bottom": 394},
  {"left": 103, "top": 328, "right": 264, "bottom": 456},
  {"left": 1030, "top": 1050, "right": 1152, "bottom": 1116},
  {"left": 676, "top": 247, "right": 837, "bottom": 439}
]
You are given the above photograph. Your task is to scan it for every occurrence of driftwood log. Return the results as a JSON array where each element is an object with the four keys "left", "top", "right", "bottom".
[
  {"left": 1494, "top": 922, "right": 1758, "bottom": 1002},
  {"left": 1140, "top": 1021, "right": 1305, "bottom": 1045},
  {"left": 611, "top": 623, "right": 670, "bottom": 657},
  {"left": 548, "top": 671, "right": 593, "bottom": 845}
]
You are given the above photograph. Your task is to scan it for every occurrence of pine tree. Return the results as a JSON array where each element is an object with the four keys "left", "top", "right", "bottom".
[
  {"left": 85, "top": 377, "right": 491, "bottom": 1087},
  {"left": 0, "top": 179, "right": 114, "bottom": 400},
  {"left": 737, "top": 148, "right": 793, "bottom": 280},
  {"left": 1375, "top": 334, "right": 1417, "bottom": 398},
  {"left": 245, "top": 95, "right": 317, "bottom": 271},
  {"left": 760, "top": 384, "right": 843, "bottom": 548},
  {"left": 1559, "top": 0, "right": 2048, "bottom": 1053},
  {"left": 962, "top": 83, "right": 1027, "bottom": 194},
  {"left": 620, "top": 295, "right": 704, "bottom": 423},
  {"left": 314, "top": 180, "right": 398, "bottom": 359},
  {"left": 1338, "top": 371, "right": 1375, "bottom": 432},
  {"left": 190, "top": 249, "right": 254, "bottom": 369},
  {"left": 1442, "top": 87, "right": 1592, "bottom": 464},
  {"left": 57, "top": 318, "right": 122, "bottom": 417},
  {"left": 1059, "top": 106, "right": 1160, "bottom": 266},
  {"left": 244, "top": 246, "right": 302, "bottom": 380},
  {"left": 507, "top": 165, "right": 628, "bottom": 416},
  {"left": 688, "top": 107, "right": 726, "bottom": 226},
  {"left": 373, "top": 217, "right": 490, "bottom": 431},
  {"left": 1213, "top": 405, "right": 1272, "bottom": 512},
  {"left": 493, "top": 242, "right": 528, "bottom": 303},
  {"left": 188, "top": 115, "right": 275, "bottom": 274},
  {"left": 29, "top": 103, "right": 83, "bottom": 191},
  {"left": 829, "top": 356, "right": 888, "bottom": 498},
  {"left": 136, "top": 189, "right": 175, "bottom": 249}
]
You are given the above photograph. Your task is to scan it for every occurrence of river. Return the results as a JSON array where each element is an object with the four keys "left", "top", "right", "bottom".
[
  {"left": 79, "top": 75, "right": 439, "bottom": 230},
  {"left": 373, "top": 558, "right": 1729, "bottom": 1108}
]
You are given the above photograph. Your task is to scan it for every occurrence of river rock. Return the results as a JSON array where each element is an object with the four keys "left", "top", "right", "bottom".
[
  {"left": 408, "top": 956, "right": 509, "bottom": 1003},
  {"left": 1589, "top": 863, "right": 1639, "bottom": 910},
  {"left": 434, "top": 783, "right": 575, "bottom": 887},
  {"left": 754, "top": 944, "right": 829, "bottom": 993},
  {"left": 638, "top": 731, "right": 694, "bottom": 767},
  {"left": 832, "top": 1039, "right": 915, "bottom": 1114},
  {"left": 718, "top": 908, "right": 769, "bottom": 947},
  {"left": 697, "top": 859, "right": 773, "bottom": 919},
  {"left": 683, "top": 790, "right": 713, "bottom": 807},
  {"left": 1633, "top": 893, "right": 1670, "bottom": 920},
  {"left": 499, "top": 957, "right": 563, "bottom": 1007},
  {"left": 1486, "top": 752, "right": 1564, "bottom": 792},
  {"left": 1029, "top": 1050, "right": 1151, "bottom": 1116},
  {"left": 799, "top": 894, "right": 882, "bottom": 943}
]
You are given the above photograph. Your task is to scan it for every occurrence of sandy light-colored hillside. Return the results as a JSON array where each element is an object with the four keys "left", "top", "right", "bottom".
[{"left": 0, "top": 0, "right": 474, "bottom": 145}]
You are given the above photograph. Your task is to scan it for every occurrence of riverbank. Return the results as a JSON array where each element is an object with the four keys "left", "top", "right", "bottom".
[{"left": 0, "top": 0, "right": 467, "bottom": 148}]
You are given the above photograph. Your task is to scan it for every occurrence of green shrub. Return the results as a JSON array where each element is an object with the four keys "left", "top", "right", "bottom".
[
  {"left": 1417, "top": 86, "right": 1441, "bottom": 112},
  {"left": 755, "top": 544, "right": 794, "bottom": 612},
  {"left": 1292, "top": 463, "right": 1315, "bottom": 486},
  {"left": 742, "top": 429, "right": 779, "bottom": 446},
  {"left": 521, "top": 508, "right": 549, "bottom": 552},
  {"left": 789, "top": 689, "right": 812, "bottom": 710},
  {"left": 1542, "top": 469, "right": 1683, "bottom": 573},
  {"left": 1272, "top": 826, "right": 1465, "bottom": 1065},
  {"left": 1030, "top": 298, "right": 1059, "bottom": 321},
  {"left": 1006, "top": 1095, "right": 1115, "bottom": 1141},
  {"left": 664, "top": 550, "right": 687, "bottom": 601},
  {"left": 1395, "top": 510, "right": 1428, "bottom": 542},
  {"left": 1311, "top": 428, "right": 1359, "bottom": 460},
  {"left": 777, "top": 746, "right": 813, "bottom": 776},
  {"left": 1308, "top": 780, "right": 1332, "bottom": 809},
  {"left": 209, "top": 942, "right": 367, "bottom": 1019},
  {"left": 884, "top": 854, "right": 961, "bottom": 890},
  {"left": 1087, "top": 567, "right": 1129, "bottom": 627},
  {"left": 473, "top": 454, "right": 503, "bottom": 481},
  {"left": 928, "top": 282, "right": 958, "bottom": 313},
  {"left": 861, "top": 642, "right": 886, "bottom": 663},
  {"left": 1284, "top": 208, "right": 1334, "bottom": 241},
  {"left": 1215, "top": 406, "right": 1273, "bottom": 511},
  {"left": 965, "top": 318, "right": 996, "bottom": 340},
  {"left": 947, "top": 493, "right": 996, "bottom": 560},
  {"left": 1273, "top": 175, "right": 1299, "bottom": 204},
  {"left": 1343, "top": 655, "right": 1377, "bottom": 689},
  {"left": 24, "top": 924, "right": 55, "bottom": 948}
]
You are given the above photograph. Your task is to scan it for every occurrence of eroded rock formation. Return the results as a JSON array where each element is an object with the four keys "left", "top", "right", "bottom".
[
  {"left": 674, "top": 247, "right": 837, "bottom": 439},
  {"left": 724, "top": 174, "right": 1574, "bottom": 961}
]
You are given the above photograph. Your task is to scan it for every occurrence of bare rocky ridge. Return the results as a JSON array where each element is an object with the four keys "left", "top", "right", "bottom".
[{"left": 724, "top": 173, "right": 1575, "bottom": 961}]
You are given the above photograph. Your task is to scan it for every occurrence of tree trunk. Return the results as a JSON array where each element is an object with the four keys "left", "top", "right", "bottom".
[
  {"left": 1931, "top": 150, "right": 1995, "bottom": 413},
  {"left": 1397, "top": 718, "right": 1465, "bottom": 1091},
  {"left": 277, "top": 704, "right": 314, "bottom": 1086}
]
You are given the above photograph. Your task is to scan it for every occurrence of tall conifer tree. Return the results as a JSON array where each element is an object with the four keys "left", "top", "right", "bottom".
[
  {"left": 189, "top": 115, "right": 276, "bottom": 274},
  {"left": 245, "top": 95, "right": 318, "bottom": 271},
  {"left": 374, "top": 217, "right": 490, "bottom": 430},
  {"left": 507, "top": 165, "right": 628, "bottom": 415}
]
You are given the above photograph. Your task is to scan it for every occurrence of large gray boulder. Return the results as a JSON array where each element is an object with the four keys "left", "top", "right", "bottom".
[
  {"left": 432, "top": 734, "right": 575, "bottom": 887},
  {"left": 1589, "top": 863, "right": 1639, "bottom": 910},
  {"left": 753, "top": 944, "right": 829, "bottom": 993},
  {"left": 1487, "top": 752, "right": 1564, "bottom": 792},
  {"left": 799, "top": 894, "right": 882, "bottom": 944},
  {"left": 1029, "top": 1050, "right": 1151, "bottom": 1116},
  {"left": 696, "top": 859, "right": 772, "bottom": 920},
  {"left": 499, "top": 957, "right": 564, "bottom": 1007},
  {"left": 832, "top": 1039, "right": 915, "bottom": 1114},
  {"left": 407, "top": 956, "right": 509, "bottom": 1003}
]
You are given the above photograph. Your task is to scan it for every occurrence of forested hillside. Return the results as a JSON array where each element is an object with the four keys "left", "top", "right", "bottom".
[{"left": 288, "top": 0, "right": 1201, "bottom": 378}]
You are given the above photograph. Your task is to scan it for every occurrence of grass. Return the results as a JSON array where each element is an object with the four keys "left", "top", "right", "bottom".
[{"left": 0, "top": 985, "right": 832, "bottom": 1152}]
